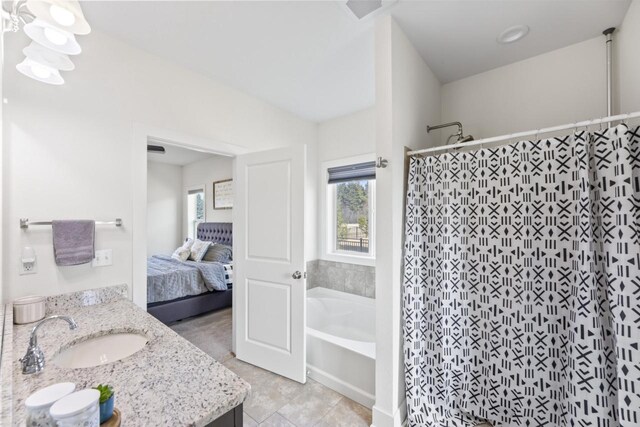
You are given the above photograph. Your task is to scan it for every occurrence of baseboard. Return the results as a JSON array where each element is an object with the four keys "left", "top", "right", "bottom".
[
  {"left": 371, "top": 399, "right": 407, "bottom": 427},
  {"left": 307, "top": 364, "right": 375, "bottom": 408}
]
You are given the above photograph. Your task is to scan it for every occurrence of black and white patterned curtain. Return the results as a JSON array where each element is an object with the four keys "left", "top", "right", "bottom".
[{"left": 403, "top": 124, "right": 640, "bottom": 426}]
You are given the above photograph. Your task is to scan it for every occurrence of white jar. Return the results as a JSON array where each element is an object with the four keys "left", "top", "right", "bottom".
[
  {"left": 25, "top": 382, "right": 76, "bottom": 427},
  {"left": 13, "top": 295, "right": 46, "bottom": 324},
  {"left": 49, "top": 389, "right": 100, "bottom": 427}
]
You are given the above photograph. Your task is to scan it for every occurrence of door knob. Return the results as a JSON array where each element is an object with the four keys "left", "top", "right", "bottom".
[{"left": 292, "top": 271, "right": 302, "bottom": 279}]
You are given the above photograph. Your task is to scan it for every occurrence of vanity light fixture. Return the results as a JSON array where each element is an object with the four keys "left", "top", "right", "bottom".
[
  {"left": 27, "top": 0, "right": 91, "bottom": 34},
  {"left": 16, "top": 57, "right": 64, "bottom": 84},
  {"left": 2, "top": 0, "right": 90, "bottom": 85},
  {"left": 24, "top": 19, "right": 81, "bottom": 54},
  {"left": 23, "top": 41, "right": 75, "bottom": 71},
  {"left": 497, "top": 24, "right": 529, "bottom": 44}
]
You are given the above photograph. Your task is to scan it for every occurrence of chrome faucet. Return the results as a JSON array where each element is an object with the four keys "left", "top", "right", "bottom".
[{"left": 20, "top": 315, "right": 77, "bottom": 375}]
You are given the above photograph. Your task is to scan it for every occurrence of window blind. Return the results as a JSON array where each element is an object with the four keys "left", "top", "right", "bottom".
[{"left": 327, "top": 161, "right": 376, "bottom": 184}]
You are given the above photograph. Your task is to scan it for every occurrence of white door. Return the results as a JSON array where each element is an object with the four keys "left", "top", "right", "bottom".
[{"left": 233, "top": 145, "right": 307, "bottom": 383}]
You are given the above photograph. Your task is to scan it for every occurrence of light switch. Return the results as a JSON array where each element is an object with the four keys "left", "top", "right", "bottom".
[{"left": 92, "top": 249, "right": 113, "bottom": 267}]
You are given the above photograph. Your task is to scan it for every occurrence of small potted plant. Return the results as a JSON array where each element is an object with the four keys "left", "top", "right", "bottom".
[{"left": 94, "top": 384, "right": 114, "bottom": 423}]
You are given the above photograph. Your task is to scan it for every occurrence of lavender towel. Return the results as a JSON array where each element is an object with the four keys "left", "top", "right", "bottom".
[{"left": 52, "top": 220, "right": 95, "bottom": 266}]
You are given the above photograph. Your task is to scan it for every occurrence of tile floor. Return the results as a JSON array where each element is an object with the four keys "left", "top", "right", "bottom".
[{"left": 169, "top": 308, "right": 372, "bottom": 426}]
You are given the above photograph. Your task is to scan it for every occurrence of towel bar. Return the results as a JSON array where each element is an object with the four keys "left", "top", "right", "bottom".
[{"left": 20, "top": 218, "right": 123, "bottom": 229}]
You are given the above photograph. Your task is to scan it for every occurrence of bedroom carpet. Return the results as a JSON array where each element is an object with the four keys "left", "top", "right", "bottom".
[
  {"left": 169, "top": 308, "right": 372, "bottom": 427},
  {"left": 169, "top": 307, "right": 234, "bottom": 363}
]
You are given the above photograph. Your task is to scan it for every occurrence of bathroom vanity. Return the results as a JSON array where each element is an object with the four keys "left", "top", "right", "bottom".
[{"left": 0, "top": 285, "right": 250, "bottom": 426}]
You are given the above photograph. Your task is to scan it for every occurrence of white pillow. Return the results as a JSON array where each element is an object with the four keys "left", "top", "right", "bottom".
[
  {"left": 171, "top": 238, "right": 193, "bottom": 262},
  {"left": 189, "top": 239, "right": 212, "bottom": 262},
  {"left": 171, "top": 247, "right": 190, "bottom": 262}
]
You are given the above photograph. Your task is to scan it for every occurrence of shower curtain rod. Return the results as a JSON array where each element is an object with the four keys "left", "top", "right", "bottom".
[{"left": 407, "top": 111, "right": 640, "bottom": 157}]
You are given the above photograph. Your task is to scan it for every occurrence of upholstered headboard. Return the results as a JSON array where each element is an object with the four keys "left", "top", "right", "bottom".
[{"left": 197, "top": 222, "right": 233, "bottom": 246}]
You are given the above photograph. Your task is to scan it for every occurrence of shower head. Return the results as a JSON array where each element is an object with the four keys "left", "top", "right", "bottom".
[{"left": 446, "top": 132, "right": 474, "bottom": 145}]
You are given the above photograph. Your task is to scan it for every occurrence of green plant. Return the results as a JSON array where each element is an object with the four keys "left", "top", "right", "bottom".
[
  {"left": 357, "top": 216, "right": 368, "bottom": 238},
  {"left": 94, "top": 384, "right": 114, "bottom": 404}
]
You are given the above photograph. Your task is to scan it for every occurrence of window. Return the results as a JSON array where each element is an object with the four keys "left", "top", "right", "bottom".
[
  {"left": 187, "top": 187, "right": 205, "bottom": 240},
  {"left": 324, "top": 158, "right": 376, "bottom": 263}
]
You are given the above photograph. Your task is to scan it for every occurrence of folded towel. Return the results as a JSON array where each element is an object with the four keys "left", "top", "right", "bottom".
[{"left": 52, "top": 220, "right": 95, "bottom": 266}]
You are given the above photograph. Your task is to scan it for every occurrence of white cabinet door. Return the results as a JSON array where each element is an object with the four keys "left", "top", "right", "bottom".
[{"left": 233, "top": 145, "right": 306, "bottom": 383}]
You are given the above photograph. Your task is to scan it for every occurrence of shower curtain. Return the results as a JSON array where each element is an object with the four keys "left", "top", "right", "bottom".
[{"left": 403, "top": 124, "right": 640, "bottom": 426}]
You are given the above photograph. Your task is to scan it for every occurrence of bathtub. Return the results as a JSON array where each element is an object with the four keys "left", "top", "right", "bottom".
[{"left": 306, "top": 287, "right": 375, "bottom": 408}]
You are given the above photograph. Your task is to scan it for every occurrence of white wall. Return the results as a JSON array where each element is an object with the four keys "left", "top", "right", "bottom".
[
  {"left": 442, "top": 0, "right": 640, "bottom": 141},
  {"left": 618, "top": 0, "right": 640, "bottom": 114},
  {"left": 373, "top": 16, "right": 441, "bottom": 427},
  {"left": 317, "top": 107, "right": 375, "bottom": 163},
  {"left": 0, "top": 14, "right": 4, "bottom": 312},
  {"left": 147, "top": 162, "right": 183, "bottom": 256},
  {"left": 441, "top": 36, "right": 607, "bottom": 141},
  {"left": 182, "top": 155, "right": 234, "bottom": 235},
  {"left": 2, "top": 29, "right": 316, "bottom": 303}
]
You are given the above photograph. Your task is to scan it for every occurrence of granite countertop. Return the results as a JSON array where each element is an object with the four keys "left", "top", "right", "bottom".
[{"left": 2, "top": 286, "right": 250, "bottom": 426}]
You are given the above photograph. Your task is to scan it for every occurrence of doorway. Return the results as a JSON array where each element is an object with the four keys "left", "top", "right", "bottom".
[{"left": 132, "top": 125, "right": 309, "bottom": 381}]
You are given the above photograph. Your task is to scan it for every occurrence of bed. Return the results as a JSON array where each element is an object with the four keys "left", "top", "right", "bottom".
[{"left": 147, "top": 222, "right": 233, "bottom": 324}]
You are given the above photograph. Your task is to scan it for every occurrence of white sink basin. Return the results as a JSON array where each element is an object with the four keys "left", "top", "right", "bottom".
[{"left": 53, "top": 333, "right": 148, "bottom": 369}]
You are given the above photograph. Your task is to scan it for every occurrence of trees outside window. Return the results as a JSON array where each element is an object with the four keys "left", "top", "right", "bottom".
[{"left": 334, "top": 180, "right": 372, "bottom": 254}]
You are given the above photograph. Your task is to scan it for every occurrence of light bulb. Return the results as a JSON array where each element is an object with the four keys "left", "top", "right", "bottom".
[
  {"left": 44, "top": 27, "right": 68, "bottom": 46},
  {"left": 49, "top": 4, "right": 76, "bottom": 27},
  {"left": 30, "top": 63, "right": 52, "bottom": 79},
  {"left": 17, "top": 58, "right": 64, "bottom": 84}
]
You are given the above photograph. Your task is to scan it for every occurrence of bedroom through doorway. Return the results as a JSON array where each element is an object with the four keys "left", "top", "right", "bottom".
[{"left": 146, "top": 140, "right": 235, "bottom": 363}]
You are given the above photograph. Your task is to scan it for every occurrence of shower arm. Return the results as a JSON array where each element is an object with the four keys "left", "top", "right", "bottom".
[
  {"left": 427, "top": 121, "right": 463, "bottom": 136},
  {"left": 427, "top": 121, "right": 465, "bottom": 143}
]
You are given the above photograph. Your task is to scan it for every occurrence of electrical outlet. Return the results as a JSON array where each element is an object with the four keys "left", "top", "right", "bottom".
[
  {"left": 20, "top": 259, "right": 37, "bottom": 275},
  {"left": 20, "top": 247, "right": 37, "bottom": 275},
  {"left": 92, "top": 249, "right": 113, "bottom": 267}
]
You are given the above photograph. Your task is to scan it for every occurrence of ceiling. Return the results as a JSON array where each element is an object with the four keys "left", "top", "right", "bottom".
[
  {"left": 83, "top": 1, "right": 631, "bottom": 122},
  {"left": 147, "top": 143, "right": 216, "bottom": 166},
  {"left": 391, "top": 1, "right": 631, "bottom": 84}
]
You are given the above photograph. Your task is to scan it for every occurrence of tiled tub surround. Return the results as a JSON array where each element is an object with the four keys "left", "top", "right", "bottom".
[
  {"left": 306, "top": 260, "right": 375, "bottom": 298},
  {"left": 2, "top": 286, "right": 250, "bottom": 426}
]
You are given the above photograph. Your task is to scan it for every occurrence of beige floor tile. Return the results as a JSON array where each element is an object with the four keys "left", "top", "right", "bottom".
[
  {"left": 221, "top": 359, "right": 297, "bottom": 423},
  {"left": 315, "top": 397, "right": 372, "bottom": 427},
  {"left": 171, "top": 307, "right": 372, "bottom": 427},
  {"left": 277, "top": 381, "right": 342, "bottom": 426},
  {"left": 259, "top": 412, "right": 296, "bottom": 427},
  {"left": 224, "top": 358, "right": 274, "bottom": 385},
  {"left": 243, "top": 412, "right": 259, "bottom": 427},
  {"left": 242, "top": 385, "right": 295, "bottom": 423},
  {"left": 258, "top": 371, "right": 305, "bottom": 399}
]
